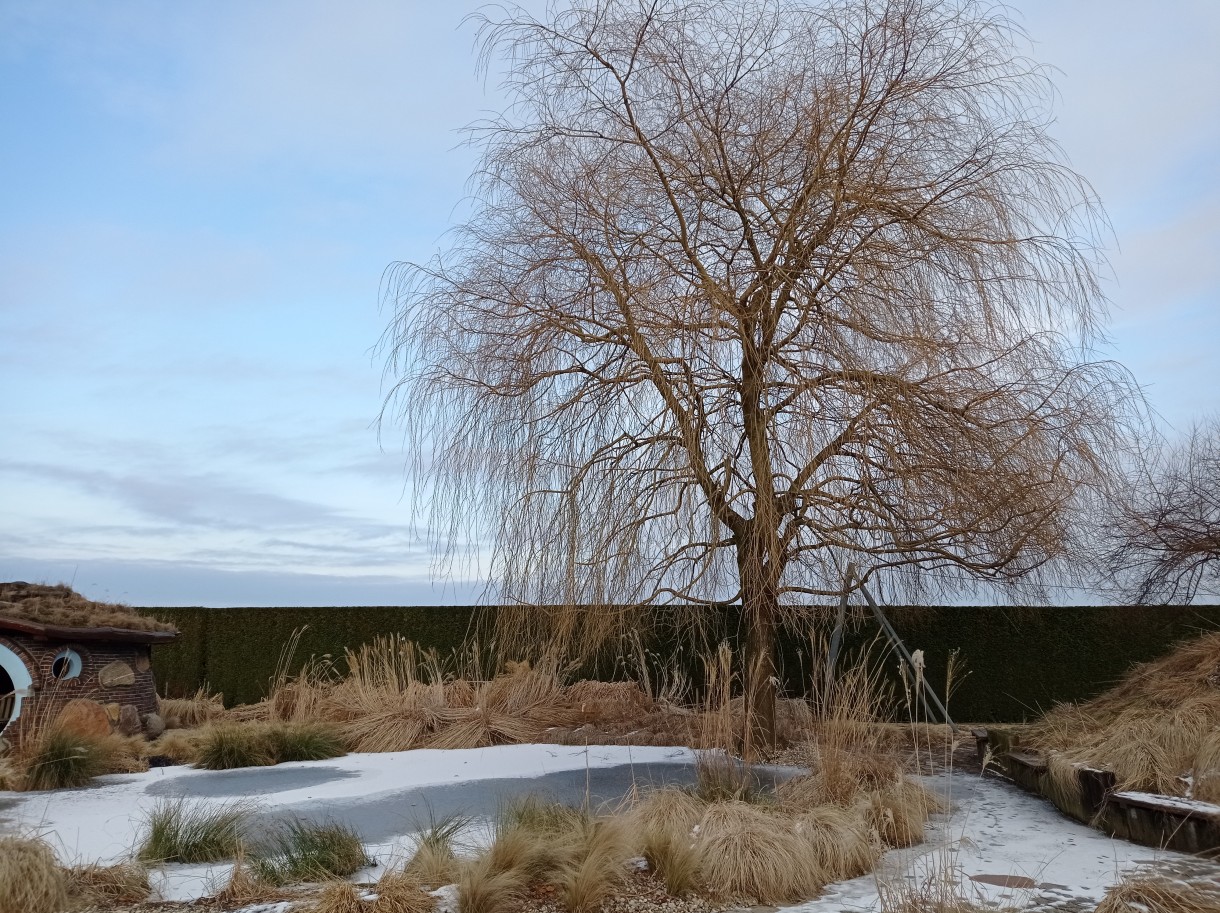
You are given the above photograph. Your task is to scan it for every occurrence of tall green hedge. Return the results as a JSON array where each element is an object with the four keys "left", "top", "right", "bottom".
[{"left": 141, "top": 604, "right": 1220, "bottom": 722}]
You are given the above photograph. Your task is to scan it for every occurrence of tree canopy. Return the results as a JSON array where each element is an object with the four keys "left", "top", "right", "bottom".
[
  {"left": 1105, "top": 418, "right": 1220, "bottom": 604},
  {"left": 381, "top": 0, "right": 1142, "bottom": 744}
]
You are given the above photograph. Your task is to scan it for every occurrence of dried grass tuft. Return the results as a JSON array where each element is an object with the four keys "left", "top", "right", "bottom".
[
  {"left": 555, "top": 818, "right": 633, "bottom": 913},
  {"left": 1095, "top": 875, "right": 1220, "bottom": 913},
  {"left": 640, "top": 822, "right": 703, "bottom": 897},
  {"left": 695, "top": 801, "right": 820, "bottom": 904},
  {"left": 15, "top": 724, "right": 125, "bottom": 791},
  {"left": 307, "top": 881, "right": 366, "bottom": 913},
  {"left": 627, "top": 788, "right": 707, "bottom": 841},
  {"left": 211, "top": 853, "right": 287, "bottom": 908},
  {"left": 1193, "top": 729, "right": 1220, "bottom": 803},
  {"left": 457, "top": 855, "right": 529, "bottom": 913},
  {"left": 0, "top": 836, "right": 68, "bottom": 913},
  {"left": 148, "top": 728, "right": 208, "bottom": 764},
  {"left": 138, "top": 798, "right": 248, "bottom": 864},
  {"left": 1027, "top": 632, "right": 1220, "bottom": 796},
  {"left": 866, "top": 779, "right": 942, "bottom": 848},
  {"left": 65, "top": 862, "right": 151, "bottom": 905},
  {"left": 793, "top": 805, "right": 876, "bottom": 881},
  {"left": 373, "top": 871, "right": 434, "bottom": 913},
  {"left": 402, "top": 810, "right": 469, "bottom": 887},
  {"left": 159, "top": 687, "right": 227, "bottom": 729}
]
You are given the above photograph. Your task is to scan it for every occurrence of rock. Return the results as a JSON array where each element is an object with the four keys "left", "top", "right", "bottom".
[
  {"left": 55, "top": 699, "right": 112, "bottom": 739},
  {"left": 141, "top": 712, "right": 165, "bottom": 739},
  {"left": 105, "top": 702, "right": 122, "bottom": 722},
  {"left": 98, "top": 661, "right": 136, "bottom": 688},
  {"left": 117, "top": 704, "right": 142, "bottom": 737}
]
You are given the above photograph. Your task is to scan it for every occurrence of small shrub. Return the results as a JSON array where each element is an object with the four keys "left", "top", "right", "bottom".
[
  {"left": 266, "top": 722, "right": 346, "bottom": 763},
  {"left": 138, "top": 799, "right": 249, "bottom": 863},
  {"left": 194, "top": 722, "right": 346, "bottom": 770},
  {"left": 65, "top": 862, "right": 151, "bottom": 905},
  {"left": 194, "top": 724, "right": 277, "bottom": 770},
  {"left": 0, "top": 836, "right": 68, "bottom": 913},
  {"left": 252, "top": 819, "right": 371, "bottom": 885}
]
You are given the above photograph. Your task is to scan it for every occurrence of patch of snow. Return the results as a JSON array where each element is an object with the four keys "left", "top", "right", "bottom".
[
  {"left": 430, "top": 882, "right": 459, "bottom": 913},
  {"left": 0, "top": 743, "right": 693, "bottom": 867},
  {"left": 782, "top": 773, "right": 1220, "bottom": 913},
  {"left": 1112, "top": 790, "right": 1220, "bottom": 816}
]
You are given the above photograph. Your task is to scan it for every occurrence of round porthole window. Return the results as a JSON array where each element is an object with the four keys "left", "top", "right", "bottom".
[{"left": 50, "top": 648, "right": 82, "bottom": 681}]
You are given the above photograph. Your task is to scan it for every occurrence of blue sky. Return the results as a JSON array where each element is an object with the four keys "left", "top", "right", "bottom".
[{"left": 1, "top": 1, "right": 1217, "bottom": 607}]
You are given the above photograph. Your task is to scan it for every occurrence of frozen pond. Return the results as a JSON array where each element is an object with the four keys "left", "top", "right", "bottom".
[{"left": 2, "top": 743, "right": 1217, "bottom": 910}]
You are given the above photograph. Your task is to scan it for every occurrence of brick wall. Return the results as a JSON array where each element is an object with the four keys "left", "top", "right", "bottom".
[{"left": 0, "top": 633, "right": 159, "bottom": 726}]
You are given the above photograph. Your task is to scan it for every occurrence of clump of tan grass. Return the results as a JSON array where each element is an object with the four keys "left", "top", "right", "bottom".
[
  {"left": 458, "top": 853, "right": 529, "bottom": 913},
  {"left": 192, "top": 720, "right": 345, "bottom": 770},
  {"left": 555, "top": 818, "right": 634, "bottom": 913},
  {"left": 793, "top": 805, "right": 876, "bottom": 881},
  {"left": 64, "top": 862, "right": 151, "bottom": 905},
  {"left": 372, "top": 870, "right": 434, "bottom": 913},
  {"left": 1095, "top": 875, "right": 1220, "bottom": 913},
  {"left": 694, "top": 801, "right": 820, "bottom": 904},
  {"left": 1193, "top": 729, "right": 1220, "bottom": 802},
  {"left": 777, "top": 747, "right": 903, "bottom": 809},
  {"left": 865, "top": 779, "right": 942, "bottom": 848},
  {"left": 403, "top": 812, "right": 467, "bottom": 886},
  {"left": 211, "top": 852, "right": 289, "bottom": 908},
  {"left": 159, "top": 686, "right": 227, "bottom": 729},
  {"left": 249, "top": 636, "right": 586, "bottom": 754},
  {"left": 0, "top": 835, "right": 68, "bottom": 913},
  {"left": 147, "top": 727, "right": 209, "bottom": 765},
  {"left": 307, "top": 881, "right": 367, "bottom": 913},
  {"left": 0, "top": 581, "right": 175, "bottom": 633},
  {"left": 1026, "top": 631, "right": 1220, "bottom": 796},
  {"left": 567, "top": 679, "right": 654, "bottom": 724}
]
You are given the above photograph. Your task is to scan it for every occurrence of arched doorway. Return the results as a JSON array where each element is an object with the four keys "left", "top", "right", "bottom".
[{"left": 0, "top": 643, "right": 33, "bottom": 735}]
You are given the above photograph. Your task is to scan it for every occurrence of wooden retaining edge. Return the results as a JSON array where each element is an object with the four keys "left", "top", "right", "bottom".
[{"left": 976, "top": 727, "right": 1220, "bottom": 857}]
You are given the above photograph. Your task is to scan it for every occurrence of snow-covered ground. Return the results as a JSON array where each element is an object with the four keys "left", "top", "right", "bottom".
[{"left": 1, "top": 744, "right": 1216, "bottom": 911}]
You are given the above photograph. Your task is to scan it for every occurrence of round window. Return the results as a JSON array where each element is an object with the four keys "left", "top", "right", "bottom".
[{"left": 50, "top": 648, "right": 82, "bottom": 681}]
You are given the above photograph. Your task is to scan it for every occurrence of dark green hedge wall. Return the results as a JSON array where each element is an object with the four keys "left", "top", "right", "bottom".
[{"left": 142, "top": 604, "right": 1220, "bottom": 722}]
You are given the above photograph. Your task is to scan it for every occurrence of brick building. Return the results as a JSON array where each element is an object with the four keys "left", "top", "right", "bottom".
[{"left": 0, "top": 583, "right": 176, "bottom": 738}]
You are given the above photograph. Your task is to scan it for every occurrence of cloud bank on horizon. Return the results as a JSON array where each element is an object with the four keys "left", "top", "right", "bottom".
[{"left": 1, "top": 0, "right": 1217, "bottom": 607}]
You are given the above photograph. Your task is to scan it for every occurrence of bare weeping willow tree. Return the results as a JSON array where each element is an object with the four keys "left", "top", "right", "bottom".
[
  {"left": 381, "top": 0, "right": 1142, "bottom": 745},
  {"left": 1104, "top": 418, "right": 1220, "bottom": 604}
]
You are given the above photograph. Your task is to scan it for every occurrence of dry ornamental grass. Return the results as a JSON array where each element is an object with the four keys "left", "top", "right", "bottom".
[
  {"left": 0, "top": 836, "right": 68, "bottom": 913},
  {"left": 1027, "top": 631, "right": 1220, "bottom": 797}
]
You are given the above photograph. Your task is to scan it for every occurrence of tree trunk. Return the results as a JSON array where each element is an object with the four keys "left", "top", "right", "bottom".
[{"left": 738, "top": 535, "right": 780, "bottom": 757}]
